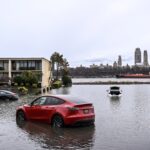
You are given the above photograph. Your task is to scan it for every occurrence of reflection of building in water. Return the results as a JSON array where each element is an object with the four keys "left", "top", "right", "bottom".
[{"left": 16, "top": 121, "right": 95, "bottom": 150}]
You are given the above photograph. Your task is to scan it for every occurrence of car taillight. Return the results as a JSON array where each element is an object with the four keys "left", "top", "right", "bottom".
[
  {"left": 91, "top": 108, "right": 94, "bottom": 113},
  {"left": 67, "top": 107, "right": 79, "bottom": 111}
]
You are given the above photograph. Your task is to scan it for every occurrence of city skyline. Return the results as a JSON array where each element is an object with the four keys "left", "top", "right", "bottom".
[
  {"left": 88, "top": 48, "right": 150, "bottom": 68},
  {"left": 1, "top": 0, "right": 150, "bottom": 67}
]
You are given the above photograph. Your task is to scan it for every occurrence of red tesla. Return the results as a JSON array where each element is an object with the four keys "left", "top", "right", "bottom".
[{"left": 16, "top": 95, "right": 95, "bottom": 127}]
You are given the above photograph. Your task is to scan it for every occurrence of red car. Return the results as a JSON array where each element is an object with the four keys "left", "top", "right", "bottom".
[{"left": 16, "top": 95, "right": 95, "bottom": 127}]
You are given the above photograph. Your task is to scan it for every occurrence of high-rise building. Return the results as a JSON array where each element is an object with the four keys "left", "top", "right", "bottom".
[
  {"left": 118, "top": 55, "right": 122, "bottom": 67},
  {"left": 143, "top": 50, "right": 149, "bottom": 66},
  {"left": 113, "top": 61, "right": 117, "bottom": 68},
  {"left": 135, "top": 48, "right": 141, "bottom": 65}
]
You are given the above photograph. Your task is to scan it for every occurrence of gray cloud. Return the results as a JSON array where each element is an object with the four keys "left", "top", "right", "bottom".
[{"left": 0, "top": 0, "right": 150, "bottom": 67}]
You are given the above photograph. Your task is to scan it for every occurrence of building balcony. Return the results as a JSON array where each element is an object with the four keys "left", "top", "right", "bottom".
[
  {"left": 11, "top": 67, "right": 42, "bottom": 71},
  {"left": 0, "top": 67, "right": 9, "bottom": 72},
  {"left": 19, "top": 67, "right": 37, "bottom": 70}
]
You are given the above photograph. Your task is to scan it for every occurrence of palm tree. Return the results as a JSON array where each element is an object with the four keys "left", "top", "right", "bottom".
[
  {"left": 50, "top": 52, "right": 64, "bottom": 79},
  {"left": 62, "top": 58, "right": 69, "bottom": 76}
]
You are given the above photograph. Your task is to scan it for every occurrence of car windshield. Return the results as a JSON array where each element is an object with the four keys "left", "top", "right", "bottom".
[
  {"left": 110, "top": 86, "right": 120, "bottom": 90},
  {"left": 0, "top": 90, "right": 14, "bottom": 94}
]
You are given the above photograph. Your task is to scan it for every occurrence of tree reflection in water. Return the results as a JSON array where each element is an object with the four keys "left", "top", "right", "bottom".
[{"left": 16, "top": 119, "right": 95, "bottom": 150}]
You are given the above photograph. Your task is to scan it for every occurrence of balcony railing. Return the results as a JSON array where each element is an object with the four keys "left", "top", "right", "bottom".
[
  {"left": 12, "top": 67, "right": 41, "bottom": 71},
  {"left": 0, "top": 67, "right": 8, "bottom": 71}
]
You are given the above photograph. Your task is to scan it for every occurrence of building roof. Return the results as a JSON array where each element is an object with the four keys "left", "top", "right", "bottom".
[{"left": 0, "top": 57, "right": 50, "bottom": 62}]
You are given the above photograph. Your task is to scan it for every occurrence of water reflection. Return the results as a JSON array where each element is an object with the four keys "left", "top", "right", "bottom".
[
  {"left": 49, "top": 87, "right": 71, "bottom": 95},
  {"left": 16, "top": 120, "right": 95, "bottom": 150},
  {"left": 109, "top": 97, "right": 121, "bottom": 111}
]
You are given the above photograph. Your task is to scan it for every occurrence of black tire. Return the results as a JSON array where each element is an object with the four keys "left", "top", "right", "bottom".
[
  {"left": 2, "top": 96, "right": 10, "bottom": 101},
  {"left": 52, "top": 115, "right": 64, "bottom": 128},
  {"left": 16, "top": 110, "right": 26, "bottom": 122}
]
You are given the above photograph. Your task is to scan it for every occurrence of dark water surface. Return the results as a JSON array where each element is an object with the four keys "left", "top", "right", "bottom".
[{"left": 1, "top": 85, "right": 150, "bottom": 150}]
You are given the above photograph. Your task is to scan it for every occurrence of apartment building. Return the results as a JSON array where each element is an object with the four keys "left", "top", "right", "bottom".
[{"left": 0, "top": 58, "right": 52, "bottom": 89}]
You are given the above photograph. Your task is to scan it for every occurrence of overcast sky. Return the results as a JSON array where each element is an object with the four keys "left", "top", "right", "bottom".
[{"left": 0, "top": 0, "right": 150, "bottom": 67}]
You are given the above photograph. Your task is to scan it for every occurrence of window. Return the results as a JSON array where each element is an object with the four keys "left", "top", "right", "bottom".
[
  {"left": 32, "top": 97, "right": 47, "bottom": 106},
  {"left": 45, "top": 97, "right": 64, "bottom": 105},
  {"left": 0, "top": 61, "right": 4, "bottom": 70},
  {"left": 19, "top": 61, "right": 27, "bottom": 69},
  {"left": 0, "top": 61, "right": 3, "bottom": 67},
  {"left": 28, "top": 61, "right": 36, "bottom": 68},
  {"left": 35, "top": 61, "right": 42, "bottom": 70}
]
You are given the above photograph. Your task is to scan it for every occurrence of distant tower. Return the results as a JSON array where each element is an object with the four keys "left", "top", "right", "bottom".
[
  {"left": 118, "top": 55, "right": 122, "bottom": 67},
  {"left": 113, "top": 61, "right": 117, "bottom": 68},
  {"left": 143, "top": 50, "right": 149, "bottom": 66},
  {"left": 135, "top": 48, "right": 141, "bottom": 65}
]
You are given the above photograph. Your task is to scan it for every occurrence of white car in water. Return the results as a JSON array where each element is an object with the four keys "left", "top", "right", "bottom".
[{"left": 107, "top": 86, "right": 122, "bottom": 98}]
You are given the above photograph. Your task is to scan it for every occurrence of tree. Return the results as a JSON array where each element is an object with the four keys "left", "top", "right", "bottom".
[
  {"left": 50, "top": 52, "right": 72, "bottom": 87},
  {"left": 62, "top": 58, "right": 69, "bottom": 74},
  {"left": 50, "top": 52, "right": 64, "bottom": 79}
]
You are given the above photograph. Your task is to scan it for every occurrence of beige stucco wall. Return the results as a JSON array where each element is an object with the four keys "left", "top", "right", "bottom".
[{"left": 42, "top": 59, "right": 52, "bottom": 88}]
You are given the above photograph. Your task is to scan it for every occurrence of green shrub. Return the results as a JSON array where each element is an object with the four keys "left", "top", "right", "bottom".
[
  {"left": 20, "top": 83, "right": 24, "bottom": 86},
  {"left": 18, "top": 86, "right": 28, "bottom": 95},
  {"left": 14, "top": 71, "right": 39, "bottom": 87},
  {"left": 52, "top": 80, "right": 62, "bottom": 89},
  {"left": 25, "top": 83, "right": 30, "bottom": 87},
  {"left": 62, "top": 76, "right": 72, "bottom": 87},
  {"left": 32, "top": 83, "right": 38, "bottom": 88},
  {"left": 13, "top": 76, "right": 24, "bottom": 85},
  {"left": 14, "top": 83, "right": 18, "bottom": 86}
]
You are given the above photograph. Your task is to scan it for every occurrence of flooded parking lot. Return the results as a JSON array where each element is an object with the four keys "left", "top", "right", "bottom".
[{"left": 1, "top": 84, "right": 150, "bottom": 150}]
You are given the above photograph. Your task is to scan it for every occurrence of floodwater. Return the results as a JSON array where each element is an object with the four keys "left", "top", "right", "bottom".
[{"left": 1, "top": 84, "right": 150, "bottom": 150}]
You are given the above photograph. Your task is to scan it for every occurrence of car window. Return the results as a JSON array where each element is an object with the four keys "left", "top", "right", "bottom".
[
  {"left": 45, "top": 97, "right": 64, "bottom": 105},
  {"left": 32, "top": 97, "right": 47, "bottom": 106}
]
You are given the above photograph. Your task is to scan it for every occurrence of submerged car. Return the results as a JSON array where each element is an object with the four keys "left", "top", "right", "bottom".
[
  {"left": 16, "top": 95, "right": 95, "bottom": 127},
  {"left": 0, "top": 90, "right": 19, "bottom": 100},
  {"left": 107, "top": 86, "right": 122, "bottom": 98}
]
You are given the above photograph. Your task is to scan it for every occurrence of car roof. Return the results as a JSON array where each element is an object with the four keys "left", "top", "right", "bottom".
[
  {"left": 110, "top": 86, "right": 120, "bottom": 89},
  {"left": 42, "top": 94, "right": 88, "bottom": 104},
  {"left": 0, "top": 90, "right": 14, "bottom": 94}
]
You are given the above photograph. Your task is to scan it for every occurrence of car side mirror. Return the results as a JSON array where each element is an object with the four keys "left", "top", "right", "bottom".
[{"left": 30, "top": 102, "right": 33, "bottom": 107}]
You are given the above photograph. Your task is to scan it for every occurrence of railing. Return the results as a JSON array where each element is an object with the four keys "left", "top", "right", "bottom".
[
  {"left": 0, "top": 67, "right": 8, "bottom": 71},
  {"left": 19, "top": 67, "right": 36, "bottom": 70},
  {"left": 11, "top": 67, "right": 41, "bottom": 71}
]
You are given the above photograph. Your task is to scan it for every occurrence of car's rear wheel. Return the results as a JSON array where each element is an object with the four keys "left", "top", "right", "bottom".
[
  {"left": 52, "top": 115, "right": 64, "bottom": 128},
  {"left": 16, "top": 110, "right": 26, "bottom": 122}
]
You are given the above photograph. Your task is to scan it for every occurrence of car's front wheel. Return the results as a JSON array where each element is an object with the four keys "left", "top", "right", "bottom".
[
  {"left": 51, "top": 115, "right": 64, "bottom": 128},
  {"left": 2, "top": 96, "right": 10, "bottom": 101},
  {"left": 16, "top": 110, "right": 26, "bottom": 122}
]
